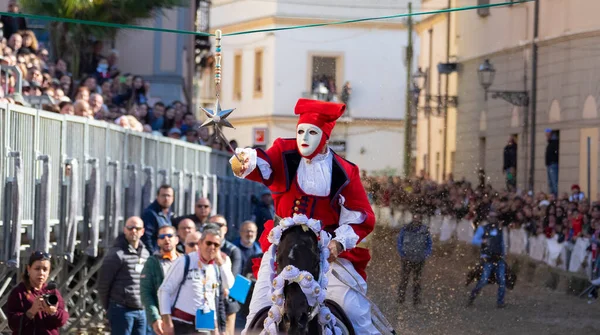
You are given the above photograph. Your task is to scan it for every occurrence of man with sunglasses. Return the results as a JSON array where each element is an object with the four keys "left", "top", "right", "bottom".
[
  {"left": 208, "top": 216, "right": 242, "bottom": 335},
  {"left": 98, "top": 216, "right": 150, "bottom": 335},
  {"left": 159, "top": 227, "right": 234, "bottom": 335},
  {"left": 141, "top": 225, "right": 181, "bottom": 335},
  {"left": 173, "top": 198, "right": 212, "bottom": 231}
]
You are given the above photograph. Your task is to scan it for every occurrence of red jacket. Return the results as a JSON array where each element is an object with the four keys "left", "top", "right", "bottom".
[
  {"left": 2, "top": 282, "right": 69, "bottom": 335},
  {"left": 246, "top": 138, "right": 375, "bottom": 279}
]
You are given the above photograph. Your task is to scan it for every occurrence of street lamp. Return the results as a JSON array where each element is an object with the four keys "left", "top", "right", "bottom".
[
  {"left": 478, "top": 58, "right": 529, "bottom": 106},
  {"left": 413, "top": 67, "right": 427, "bottom": 92},
  {"left": 478, "top": 59, "right": 495, "bottom": 91}
]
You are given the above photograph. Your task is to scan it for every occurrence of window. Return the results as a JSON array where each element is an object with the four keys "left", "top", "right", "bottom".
[
  {"left": 477, "top": 0, "right": 490, "bottom": 17},
  {"left": 254, "top": 49, "right": 263, "bottom": 97},
  {"left": 233, "top": 53, "right": 242, "bottom": 100},
  {"left": 311, "top": 56, "right": 338, "bottom": 102}
]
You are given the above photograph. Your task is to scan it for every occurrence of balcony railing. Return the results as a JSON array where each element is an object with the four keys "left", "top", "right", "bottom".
[{"left": 301, "top": 91, "right": 340, "bottom": 103}]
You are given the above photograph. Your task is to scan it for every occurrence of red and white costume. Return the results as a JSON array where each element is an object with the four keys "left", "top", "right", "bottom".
[{"left": 232, "top": 99, "right": 379, "bottom": 334}]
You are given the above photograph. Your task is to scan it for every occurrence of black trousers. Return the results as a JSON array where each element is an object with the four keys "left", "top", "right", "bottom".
[{"left": 398, "top": 259, "right": 425, "bottom": 304}]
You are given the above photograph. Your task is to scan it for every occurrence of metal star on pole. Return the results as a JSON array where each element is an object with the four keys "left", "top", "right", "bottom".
[
  {"left": 200, "top": 99, "right": 243, "bottom": 162},
  {"left": 200, "top": 99, "right": 235, "bottom": 129}
]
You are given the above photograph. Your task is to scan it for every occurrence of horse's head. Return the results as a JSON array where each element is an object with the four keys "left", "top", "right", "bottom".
[{"left": 276, "top": 225, "right": 321, "bottom": 335}]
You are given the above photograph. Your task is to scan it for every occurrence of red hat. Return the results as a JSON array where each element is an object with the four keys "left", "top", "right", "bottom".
[
  {"left": 572, "top": 184, "right": 580, "bottom": 190},
  {"left": 294, "top": 99, "right": 346, "bottom": 138}
]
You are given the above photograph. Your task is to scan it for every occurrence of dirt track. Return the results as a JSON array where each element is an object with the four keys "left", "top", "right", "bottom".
[{"left": 367, "top": 226, "right": 600, "bottom": 335}]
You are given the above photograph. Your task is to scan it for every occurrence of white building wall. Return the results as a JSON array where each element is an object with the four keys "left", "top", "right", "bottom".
[
  {"left": 273, "top": 27, "right": 407, "bottom": 119},
  {"left": 214, "top": 0, "right": 413, "bottom": 174},
  {"left": 211, "top": 0, "right": 278, "bottom": 27},
  {"left": 219, "top": 33, "right": 276, "bottom": 117}
]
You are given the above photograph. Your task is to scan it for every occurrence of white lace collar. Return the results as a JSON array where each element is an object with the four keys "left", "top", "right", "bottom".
[{"left": 303, "top": 147, "right": 331, "bottom": 164}]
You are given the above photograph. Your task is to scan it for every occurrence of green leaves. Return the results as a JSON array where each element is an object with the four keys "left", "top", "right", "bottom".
[
  {"left": 20, "top": 0, "right": 187, "bottom": 39},
  {"left": 18, "top": 0, "right": 187, "bottom": 78}
]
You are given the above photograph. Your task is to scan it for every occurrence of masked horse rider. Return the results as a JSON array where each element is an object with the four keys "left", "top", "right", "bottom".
[{"left": 230, "top": 98, "right": 378, "bottom": 334}]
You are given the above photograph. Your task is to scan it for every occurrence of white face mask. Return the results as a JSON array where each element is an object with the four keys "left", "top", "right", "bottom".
[{"left": 296, "top": 123, "right": 323, "bottom": 157}]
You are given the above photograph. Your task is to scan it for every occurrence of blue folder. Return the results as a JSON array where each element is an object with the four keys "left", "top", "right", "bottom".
[
  {"left": 229, "top": 274, "right": 252, "bottom": 304},
  {"left": 196, "top": 309, "right": 215, "bottom": 331}
]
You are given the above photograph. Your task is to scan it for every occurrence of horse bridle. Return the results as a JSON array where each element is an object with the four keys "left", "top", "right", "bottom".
[{"left": 273, "top": 215, "right": 331, "bottom": 329}]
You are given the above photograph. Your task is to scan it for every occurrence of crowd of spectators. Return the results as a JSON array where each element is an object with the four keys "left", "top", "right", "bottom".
[
  {"left": 0, "top": 1, "right": 235, "bottom": 152},
  {"left": 96, "top": 183, "right": 274, "bottom": 334},
  {"left": 362, "top": 172, "right": 600, "bottom": 281}
]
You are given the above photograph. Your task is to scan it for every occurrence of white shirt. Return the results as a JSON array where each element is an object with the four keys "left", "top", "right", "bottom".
[{"left": 158, "top": 251, "right": 234, "bottom": 323}]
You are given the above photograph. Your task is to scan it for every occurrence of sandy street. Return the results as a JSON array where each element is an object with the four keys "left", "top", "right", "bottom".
[{"left": 367, "top": 226, "right": 600, "bottom": 335}]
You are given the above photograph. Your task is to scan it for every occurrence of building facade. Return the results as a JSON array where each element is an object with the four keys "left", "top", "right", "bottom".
[
  {"left": 415, "top": 0, "right": 458, "bottom": 182},
  {"left": 451, "top": 0, "right": 600, "bottom": 200},
  {"left": 211, "top": 0, "right": 415, "bottom": 174}
]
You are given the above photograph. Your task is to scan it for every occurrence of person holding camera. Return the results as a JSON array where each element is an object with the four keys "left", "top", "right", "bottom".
[{"left": 2, "top": 251, "right": 69, "bottom": 334}]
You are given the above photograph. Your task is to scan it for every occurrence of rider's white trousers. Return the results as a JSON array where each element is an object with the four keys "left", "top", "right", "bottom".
[{"left": 243, "top": 245, "right": 380, "bottom": 334}]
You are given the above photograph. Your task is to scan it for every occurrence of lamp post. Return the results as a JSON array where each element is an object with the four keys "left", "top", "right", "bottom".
[
  {"left": 478, "top": 59, "right": 529, "bottom": 107},
  {"left": 412, "top": 67, "right": 428, "bottom": 175}
]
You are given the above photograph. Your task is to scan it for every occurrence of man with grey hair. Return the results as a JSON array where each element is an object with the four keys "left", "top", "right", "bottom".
[
  {"left": 89, "top": 93, "right": 106, "bottom": 119},
  {"left": 159, "top": 227, "right": 233, "bottom": 335},
  {"left": 176, "top": 218, "right": 197, "bottom": 254}
]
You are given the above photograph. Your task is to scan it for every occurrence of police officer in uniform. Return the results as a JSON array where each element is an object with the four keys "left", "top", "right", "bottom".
[{"left": 467, "top": 206, "right": 507, "bottom": 308}]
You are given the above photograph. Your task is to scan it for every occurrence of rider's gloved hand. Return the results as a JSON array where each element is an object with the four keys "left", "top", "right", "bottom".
[{"left": 327, "top": 240, "right": 344, "bottom": 263}]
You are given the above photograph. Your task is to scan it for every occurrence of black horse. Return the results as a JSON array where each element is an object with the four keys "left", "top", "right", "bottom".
[{"left": 247, "top": 225, "right": 355, "bottom": 335}]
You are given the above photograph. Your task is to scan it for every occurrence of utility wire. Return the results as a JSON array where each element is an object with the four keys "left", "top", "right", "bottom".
[{"left": 0, "top": 0, "right": 532, "bottom": 38}]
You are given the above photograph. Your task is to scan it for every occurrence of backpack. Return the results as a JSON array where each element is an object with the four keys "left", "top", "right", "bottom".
[{"left": 400, "top": 225, "right": 430, "bottom": 262}]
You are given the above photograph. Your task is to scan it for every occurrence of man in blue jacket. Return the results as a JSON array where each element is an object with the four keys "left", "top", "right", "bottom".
[
  {"left": 468, "top": 206, "right": 507, "bottom": 308},
  {"left": 141, "top": 185, "right": 174, "bottom": 254},
  {"left": 397, "top": 204, "right": 432, "bottom": 306}
]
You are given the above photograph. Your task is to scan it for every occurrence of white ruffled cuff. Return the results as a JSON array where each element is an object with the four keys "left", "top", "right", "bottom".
[
  {"left": 333, "top": 224, "right": 359, "bottom": 251},
  {"left": 257, "top": 158, "right": 272, "bottom": 179},
  {"left": 338, "top": 194, "right": 367, "bottom": 225}
]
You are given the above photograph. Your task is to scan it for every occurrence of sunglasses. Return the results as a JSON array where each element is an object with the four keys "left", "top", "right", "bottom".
[
  {"left": 158, "top": 233, "right": 174, "bottom": 239},
  {"left": 30, "top": 251, "right": 51, "bottom": 262},
  {"left": 196, "top": 204, "right": 210, "bottom": 208},
  {"left": 186, "top": 242, "right": 199, "bottom": 248},
  {"left": 204, "top": 241, "right": 221, "bottom": 248},
  {"left": 125, "top": 226, "right": 143, "bottom": 231}
]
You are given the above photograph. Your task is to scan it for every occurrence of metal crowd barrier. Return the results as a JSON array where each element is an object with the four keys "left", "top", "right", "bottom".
[{"left": 0, "top": 103, "right": 264, "bottom": 332}]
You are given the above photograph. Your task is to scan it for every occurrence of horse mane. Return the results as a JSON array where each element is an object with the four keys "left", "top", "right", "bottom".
[
  {"left": 276, "top": 225, "right": 320, "bottom": 277},
  {"left": 247, "top": 224, "right": 356, "bottom": 334},
  {"left": 276, "top": 225, "right": 321, "bottom": 334}
]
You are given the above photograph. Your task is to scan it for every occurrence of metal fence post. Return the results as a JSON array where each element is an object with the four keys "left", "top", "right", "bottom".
[
  {"left": 173, "top": 170, "right": 184, "bottom": 216},
  {"left": 1, "top": 180, "right": 13, "bottom": 263},
  {"left": 85, "top": 158, "right": 100, "bottom": 258},
  {"left": 7, "top": 151, "right": 22, "bottom": 268},
  {"left": 64, "top": 159, "right": 79, "bottom": 263},
  {"left": 141, "top": 167, "right": 154, "bottom": 213},
  {"left": 108, "top": 161, "right": 121, "bottom": 242},
  {"left": 186, "top": 172, "right": 195, "bottom": 215},
  {"left": 124, "top": 164, "right": 139, "bottom": 219},
  {"left": 34, "top": 154, "right": 51, "bottom": 253}
]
